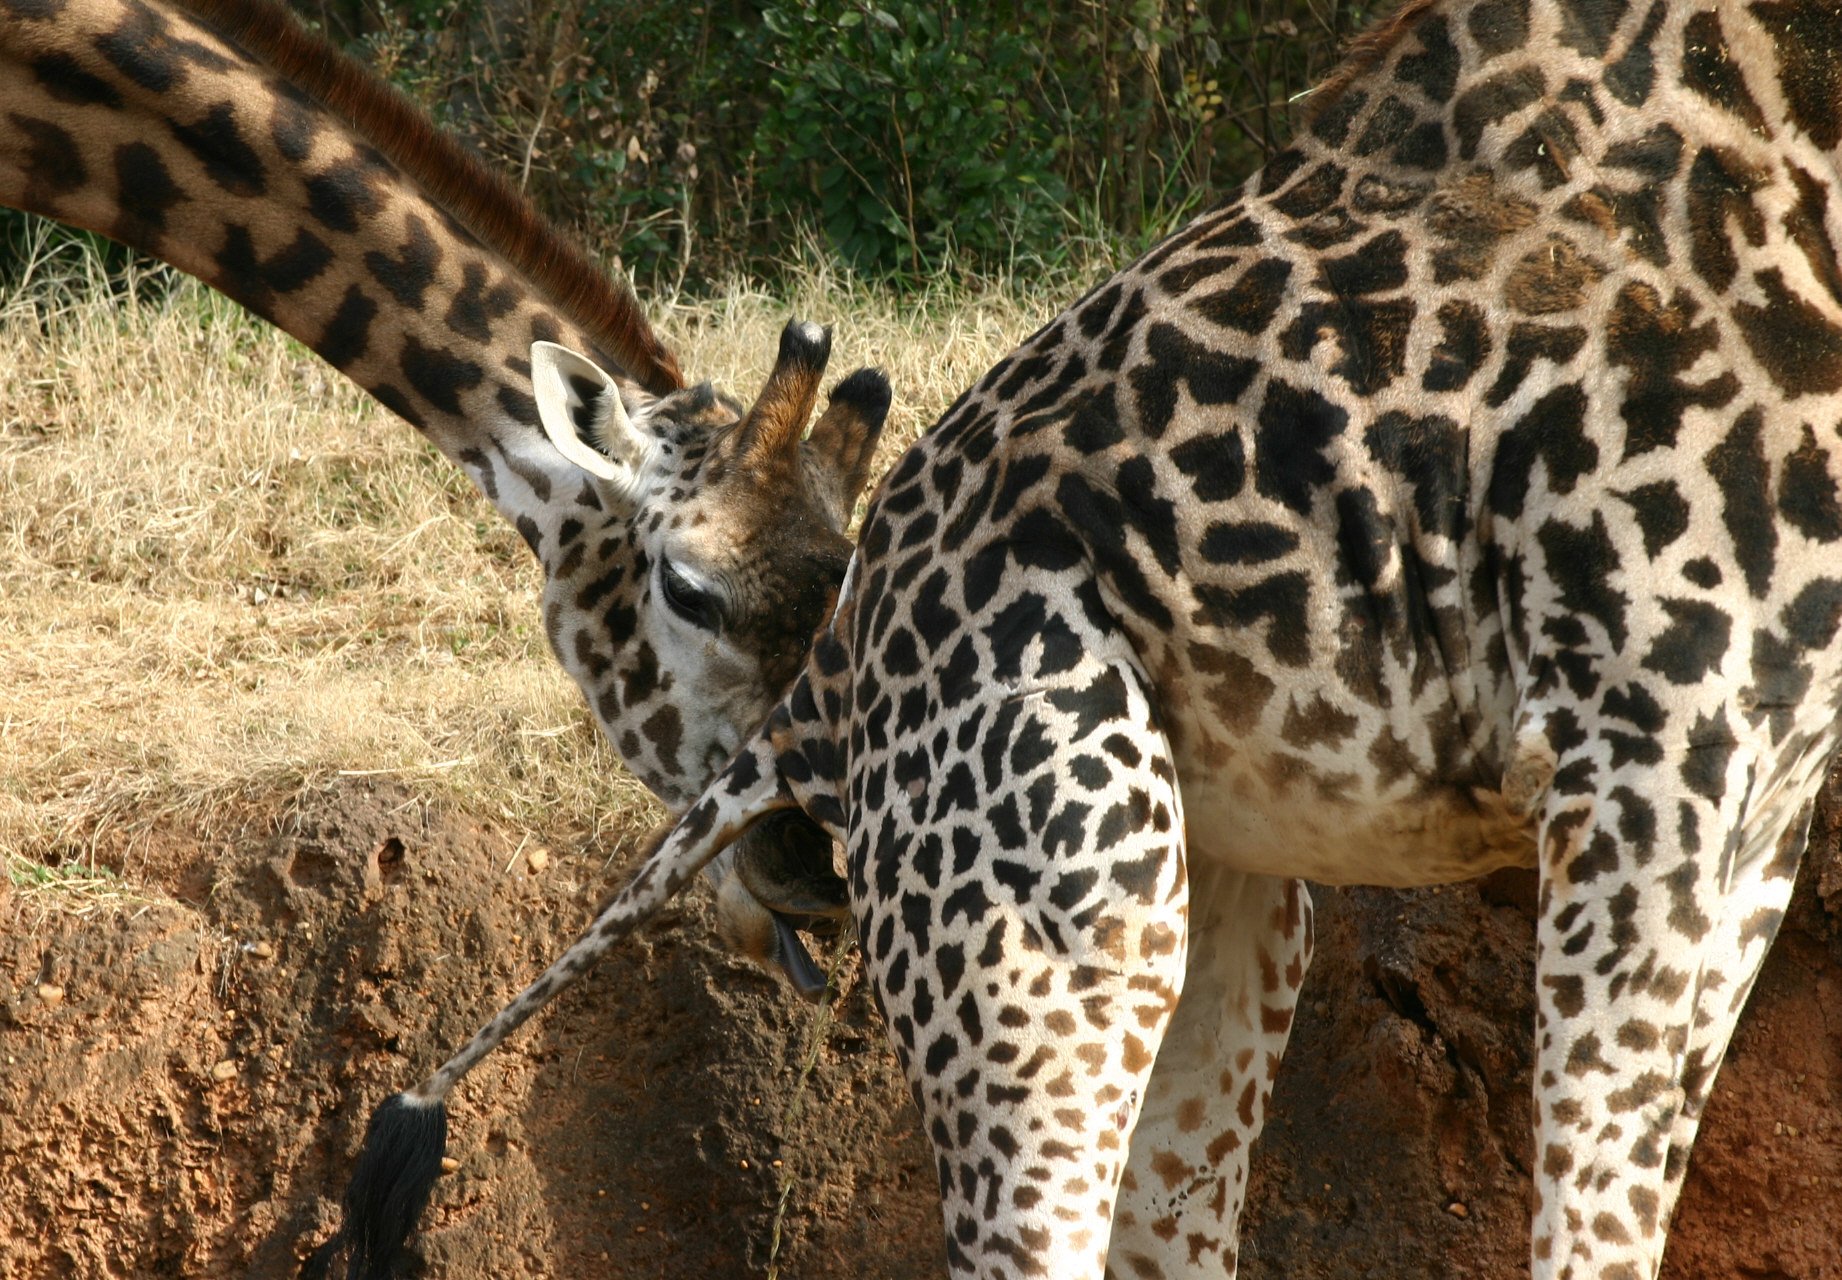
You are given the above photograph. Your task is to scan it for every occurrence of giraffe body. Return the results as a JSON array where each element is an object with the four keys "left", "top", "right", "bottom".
[
  {"left": 0, "top": 0, "right": 889, "bottom": 982},
  {"left": 374, "top": 2, "right": 1842, "bottom": 1277}
]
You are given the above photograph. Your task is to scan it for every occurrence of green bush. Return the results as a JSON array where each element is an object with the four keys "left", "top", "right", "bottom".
[
  {"left": 359, "top": 1, "right": 1373, "bottom": 287},
  {"left": 753, "top": 3, "right": 1071, "bottom": 278},
  {"left": 5, "top": 2, "right": 1366, "bottom": 294}
]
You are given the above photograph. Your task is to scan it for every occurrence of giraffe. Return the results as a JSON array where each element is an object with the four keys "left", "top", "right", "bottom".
[
  {"left": 0, "top": 0, "right": 889, "bottom": 988},
  {"left": 320, "top": 0, "right": 1842, "bottom": 1276}
]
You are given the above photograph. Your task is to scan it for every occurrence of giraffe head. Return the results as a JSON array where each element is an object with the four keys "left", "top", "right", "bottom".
[
  {"left": 529, "top": 318, "right": 885, "bottom": 804},
  {"left": 529, "top": 318, "right": 883, "bottom": 982}
]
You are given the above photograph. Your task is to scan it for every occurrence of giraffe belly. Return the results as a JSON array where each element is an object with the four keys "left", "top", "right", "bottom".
[
  {"left": 1160, "top": 658, "right": 1536, "bottom": 885},
  {"left": 1176, "top": 763, "right": 1538, "bottom": 886}
]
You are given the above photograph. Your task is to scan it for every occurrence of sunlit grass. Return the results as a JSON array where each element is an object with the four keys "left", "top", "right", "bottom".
[{"left": 0, "top": 222, "right": 1072, "bottom": 901}]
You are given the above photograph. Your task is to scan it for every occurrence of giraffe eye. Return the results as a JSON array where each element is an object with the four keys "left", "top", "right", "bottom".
[{"left": 659, "top": 559, "right": 722, "bottom": 631}]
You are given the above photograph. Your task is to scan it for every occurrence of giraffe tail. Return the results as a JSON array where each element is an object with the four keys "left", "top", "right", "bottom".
[
  {"left": 303, "top": 737, "right": 791, "bottom": 1280},
  {"left": 300, "top": 1095, "right": 447, "bottom": 1280}
]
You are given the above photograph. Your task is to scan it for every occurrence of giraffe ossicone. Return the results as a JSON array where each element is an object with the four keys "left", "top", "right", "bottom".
[{"left": 323, "top": 0, "right": 1842, "bottom": 1277}]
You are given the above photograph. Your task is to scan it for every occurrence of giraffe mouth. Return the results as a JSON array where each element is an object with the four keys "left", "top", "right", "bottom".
[
  {"left": 732, "top": 811, "right": 849, "bottom": 1002},
  {"left": 733, "top": 814, "right": 849, "bottom": 914}
]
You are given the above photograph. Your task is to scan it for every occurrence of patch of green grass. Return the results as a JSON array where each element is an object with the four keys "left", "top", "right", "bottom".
[
  {"left": 4, "top": 851, "right": 168, "bottom": 921},
  {"left": 5, "top": 852, "right": 122, "bottom": 890}
]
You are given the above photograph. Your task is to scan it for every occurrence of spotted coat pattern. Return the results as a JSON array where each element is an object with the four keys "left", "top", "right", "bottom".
[
  {"left": 403, "top": 1, "right": 1842, "bottom": 1277},
  {"left": 0, "top": 0, "right": 891, "bottom": 975}
]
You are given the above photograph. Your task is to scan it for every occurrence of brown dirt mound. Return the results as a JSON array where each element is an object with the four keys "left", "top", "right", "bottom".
[
  {"left": 0, "top": 781, "right": 942, "bottom": 1279},
  {"left": 2, "top": 777, "right": 1838, "bottom": 1278}
]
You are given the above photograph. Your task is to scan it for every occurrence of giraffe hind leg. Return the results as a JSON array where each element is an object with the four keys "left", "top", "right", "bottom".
[
  {"left": 1106, "top": 868, "right": 1312, "bottom": 1280},
  {"left": 1528, "top": 734, "right": 1819, "bottom": 1280},
  {"left": 1654, "top": 791, "right": 1818, "bottom": 1228}
]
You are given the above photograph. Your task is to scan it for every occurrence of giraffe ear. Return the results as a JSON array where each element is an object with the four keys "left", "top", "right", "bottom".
[{"left": 530, "top": 341, "right": 650, "bottom": 483}]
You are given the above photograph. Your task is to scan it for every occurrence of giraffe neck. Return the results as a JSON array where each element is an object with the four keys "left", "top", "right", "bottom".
[{"left": 0, "top": 0, "right": 670, "bottom": 547}]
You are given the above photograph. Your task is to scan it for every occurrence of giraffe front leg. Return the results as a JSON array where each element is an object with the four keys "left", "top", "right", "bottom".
[
  {"left": 1106, "top": 868, "right": 1312, "bottom": 1280},
  {"left": 850, "top": 651, "right": 1190, "bottom": 1279},
  {"left": 1529, "top": 738, "right": 1815, "bottom": 1280}
]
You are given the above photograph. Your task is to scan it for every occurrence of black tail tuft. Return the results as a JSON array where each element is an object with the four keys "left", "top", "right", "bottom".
[{"left": 302, "top": 1092, "right": 448, "bottom": 1280}]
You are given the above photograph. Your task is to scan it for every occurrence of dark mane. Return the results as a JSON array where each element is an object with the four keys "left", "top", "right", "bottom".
[
  {"left": 1302, "top": 0, "right": 1445, "bottom": 125},
  {"left": 176, "top": 0, "right": 684, "bottom": 394}
]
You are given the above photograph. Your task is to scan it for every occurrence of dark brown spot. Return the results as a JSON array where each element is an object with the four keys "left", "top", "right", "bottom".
[
  {"left": 1751, "top": 0, "right": 1842, "bottom": 150},
  {"left": 8, "top": 113, "right": 85, "bottom": 207},
  {"left": 170, "top": 102, "right": 266, "bottom": 197},
  {"left": 317, "top": 285, "right": 378, "bottom": 370},
  {"left": 1734, "top": 268, "right": 1842, "bottom": 397},
  {"left": 400, "top": 335, "right": 484, "bottom": 416},
  {"left": 1681, "top": 10, "right": 1768, "bottom": 130},
  {"left": 31, "top": 52, "right": 122, "bottom": 108},
  {"left": 111, "top": 142, "right": 187, "bottom": 243},
  {"left": 365, "top": 213, "right": 442, "bottom": 310}
]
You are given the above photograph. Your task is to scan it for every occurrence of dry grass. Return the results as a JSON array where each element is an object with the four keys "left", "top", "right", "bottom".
[{"left": 0, "top": 227, "right": 1068, "bottom": 900}]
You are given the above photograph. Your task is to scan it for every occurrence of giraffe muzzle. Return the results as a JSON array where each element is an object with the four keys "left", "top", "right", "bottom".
[{"left": 732, "top": 811, "right": 850, "bottom": 1000}]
